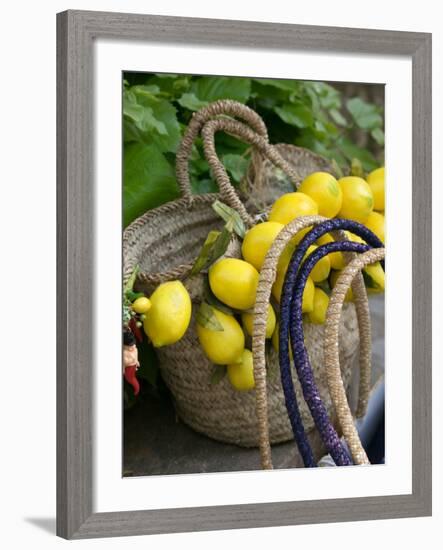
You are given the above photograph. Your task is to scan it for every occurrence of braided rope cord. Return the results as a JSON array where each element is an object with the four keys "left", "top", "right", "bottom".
[
  {"left": 279, "top": 219, "right": 384, "bottom": 466},
  {"left": 175, "top": 99, "right": 268, "bottom": 205},
  {"left": 323, "top": 246, "right": 386, "bottom": 465},
  {"left": 252, "top": 216, "right": 326, "bottom": 469},
  {"left": 201, "top": 118, "right": 303, "bottom": 226}
]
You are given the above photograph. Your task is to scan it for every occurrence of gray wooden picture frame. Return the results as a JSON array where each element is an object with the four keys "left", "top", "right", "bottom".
[{"left": 57, "top": 9, "right": 432, "bottom": 539}]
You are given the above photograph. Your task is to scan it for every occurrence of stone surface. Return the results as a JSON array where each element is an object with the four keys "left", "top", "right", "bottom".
[{"left": 123, "top": 295, "right": 384, "bottom": 477}]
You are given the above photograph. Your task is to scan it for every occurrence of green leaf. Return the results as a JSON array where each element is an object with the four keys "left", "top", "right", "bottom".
[
  {"left": 190, "top": 230, "right": 221, "bottom": 275},
  {"left": 274, "top": 103, "right": 314, "bottom": 128},
  {"left": 177, "top": 92, "right": 208, "bottom": 111},
  {"left": 313, "top": 120, "right": 328, "bottom": 137},
  {"left": 192, "top": 76, "right": 251, "bottom": 104},
  {"left": 210, "top": 365, "right": 227, "bottom": 385},
  {"left": 178, "top": 76, "right": 252, "bottom": 111},
  {"left": 191, "top": 177, "right": 218, "bottom": 194},
  {"left": 253, "top": 78, "right": 302, "bottom": 93},
  {"left": 221, "top": 154, "right": 249, "bottom": 183},
  {"left": 145, "top": 74, "right": 191, "bottom": 98},
  {"left": 124, "top": 265, "right": 140, "bottom": 293},
  {"left": 371, "top": 127, "right": 385, "bottom": 146},
  {"left": 123, "top": 87, "right": 181, "bottom": 152},
  {"left": 212, "top": 200, "right": 246, "bottom": 238},
  {"left": 303, "top": 82, "right": 342, "bottom": 110},
  {"left": 196, "top": 302, "right": 224, "bottom": 331},
  {"left": 123, "top": 143, "right": 180, "bottom": 227},
  {"left": 209, "top": 222, "right": 234, "bottom": 264},
  {"left": 350, "top": 158, "right": 365, "bottom": 178},
  {"left": 124, "top": 99, "right": 167, "bottom": 135},
  {"left": 304, "top": 85, "right": 321, "bottom": 115},
  {"left": 346, "top": 97, "right": 383, "bottom": 130},
  {"left": 251, "top": 81, "right": 288, "bottom": 107},
  {"left": 337, "top": 137, "right": 378, "bottom": 172},
  {"left": 329, "top": 108, "right": 347, "bottom": 126}
]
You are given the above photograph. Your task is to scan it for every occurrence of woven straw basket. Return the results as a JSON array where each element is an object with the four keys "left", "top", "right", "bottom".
[{"left": 123, "top": 100, "right": 361, "bottom": 448}]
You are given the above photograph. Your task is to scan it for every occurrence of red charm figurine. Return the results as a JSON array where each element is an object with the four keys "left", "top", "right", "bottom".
[{"left": 123, "top": 329, "right": 140, "bottom": 396}]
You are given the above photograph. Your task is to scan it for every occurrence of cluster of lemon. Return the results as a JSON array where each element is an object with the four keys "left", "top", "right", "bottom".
[
  {"left": 128, "top": 167, "right": 385, "bottom": 394},
  {"left": 196, "top": 168, "right": 385, "bottom": 392}
]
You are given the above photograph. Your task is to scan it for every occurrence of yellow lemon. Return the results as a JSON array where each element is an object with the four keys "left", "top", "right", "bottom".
[
  {"left": 330, "top": 270, "right": 353, "bottom": 302},
  {"left": 242, "top": 304, "right": 276, "bottom": 339},
  {"left": 241, "top": 221, "right": 284, "bottom": 270},
  {"left": 363, "top": 262, "right": 385, "bottom": 293},
  {"left": 272, "top": 323, "right": 293, "bottom": 360},
  {"left": 209, "top": 258, "right": 259, "bottom": 310},
  {"left": 196, "top": 307, "right": 245, "bottom": 365},
  {"left": 132, "top": 296, "right": 152, "bottom": 314},
  {"left": 143, "top": 281, "right": 191, "bottom": 347},
  {"left": 276, "top": 240, "right": 297, "bottom": 274},
  {"left": 298, "top": 171, "right": 342, "bottom": 218},
  {"left": 272, "top": 270, "right": 315, "bottom": 312},
  {"left": 227, "top": 349, "right": 255, "bottom": 391},
  {"left": 345, "top": 230, "right": 366, "bottom": 245},
  {"left": 365, "top": 211, "right": 385, "bottom": 243},
  {"left": 366, "top": 167, "right": 385, "bottom": 211},
  {"left": 304, "top": 245, "right": 331, "bottom": 283},
  {"left": 269, "top": 192, "right": 318, "bottom": 225},
  {"left": 316, "top": 233, "right": 345, "bottom": 270},
  {"left": 338, "top": 176, "right": 374, "bottom": 223},
  {"left": 308, "top": 287, "right": 330, "bottom": 324},
  {"left": 271, "top": 269, "right": 286, "bottom": 303},
  {"left": 302, "top": 276, "right": 315, "bottom": 313}
]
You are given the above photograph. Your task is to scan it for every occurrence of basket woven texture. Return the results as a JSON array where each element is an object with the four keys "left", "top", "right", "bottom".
[{"left": 123, "top": 100, "right": 361, "bottom": 447}]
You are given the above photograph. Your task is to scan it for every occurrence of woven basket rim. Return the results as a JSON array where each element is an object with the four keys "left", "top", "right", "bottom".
[{"left": 123, "top": 192, "right": 224, "bottom": 285}]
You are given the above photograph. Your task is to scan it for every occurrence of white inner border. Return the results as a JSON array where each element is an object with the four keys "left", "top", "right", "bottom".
[{"left": 93, "top": 39, "right": 412, "bottom": 513}]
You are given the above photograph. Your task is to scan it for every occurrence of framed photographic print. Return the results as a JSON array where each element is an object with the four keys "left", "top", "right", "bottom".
[{"left": 57, "top": 9, "right": 432, "bottom": 539}]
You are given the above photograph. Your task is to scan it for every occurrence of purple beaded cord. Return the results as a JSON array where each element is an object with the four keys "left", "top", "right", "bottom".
[
  {"left": 292, "top": 241, "right": 370, "bottom": 464},
  {"left": 278, "top": 219, "right": 384, "bottom": 467}
]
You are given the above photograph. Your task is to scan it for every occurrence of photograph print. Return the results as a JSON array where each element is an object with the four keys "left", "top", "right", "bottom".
[{"left": 121, "top": 72, "right": 385, "bottom": 476}]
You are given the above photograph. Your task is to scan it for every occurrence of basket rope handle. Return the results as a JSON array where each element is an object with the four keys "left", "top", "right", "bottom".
[
  {"left": 176, "top": 99, "right": 269, "bottom": 203},
  {"left": 200, "top": 118, "right": 303, "bottom": 226},
  {"left": 252, "top": 216, "right": 373, "bottom": 470},
  {"left": 324, "top": 247, "right": 385, "bottom": 465}
]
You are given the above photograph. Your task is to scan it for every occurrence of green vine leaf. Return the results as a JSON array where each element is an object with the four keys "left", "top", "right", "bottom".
[
  {"left": 196, "top": 302, "right": 224, "bottom": 331},
  {"left": 221, "top": 154, "right": 249, "bottom": 183},
  {"left": 190, "top": 230, "right": 221, "bottom": 276},
  {"left": 346, "top": 97, "right": 383, "bottom": 130},
  {"left": 371, "top": 127, "right": 385, "bottom": 146},
  {"left": 210, "top": 365, "right": 227, "bottom": 385},
  {"left": 124, "top": 265, "right": 140, "bottom": 294},
  {"left": 274, "top": 103, "right": 314, "bottom": 129},
  {"left": 212, "top": 200, "right": 246, "bottom": 238}
]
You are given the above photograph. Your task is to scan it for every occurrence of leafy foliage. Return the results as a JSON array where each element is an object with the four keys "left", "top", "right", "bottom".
[{"left": 123, "top": 74, "right": 384, "bottom": 227}]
